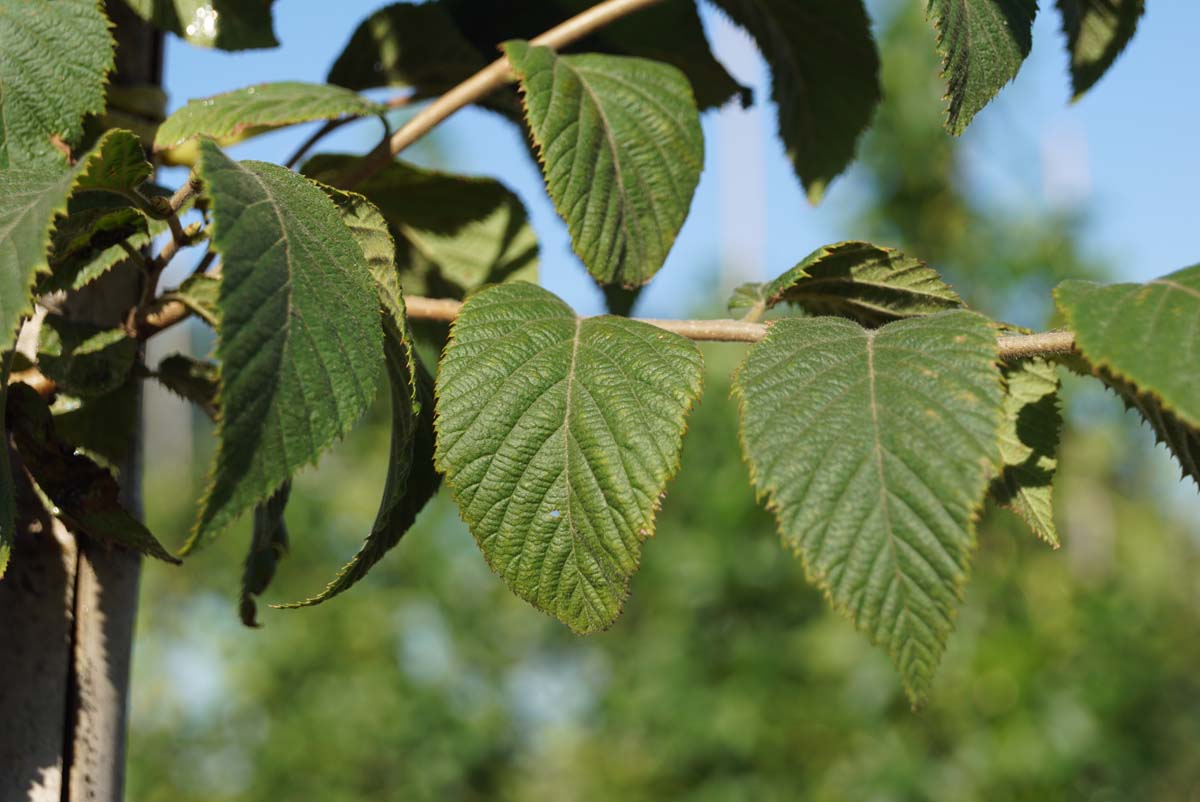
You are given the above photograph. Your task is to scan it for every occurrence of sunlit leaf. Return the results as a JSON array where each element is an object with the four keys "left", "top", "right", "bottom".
[
  {"left": 503, "top": 40, "right": 702, "bottom": 287},
  {"left": 734, "top": 312, "right": 1004, "bottom": 703},
  {"left": 990, "top": 357, "right": 1061, "bottom": 547},
  {"left": 0, "top": 0, "right": 114, "bottom": 168},
  {"left": 762, "top": 241, "right": 964, "bottom": 326},
  {"left": 436, "top": 282, "right": 703, "bottom": 632},
  {"left": 161, "top": 273, "right": 221, "bottom": 328},
  {"left": 185, "top": 141, "right": 382, "bottom": 553},
  {"left": 154, "top": 82, "right": 383, "bottom": 150}
]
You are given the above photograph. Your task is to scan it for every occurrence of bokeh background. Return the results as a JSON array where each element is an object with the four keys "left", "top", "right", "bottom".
[{"left": 129, "top": 2, "right": 1200, "bottom": 800}]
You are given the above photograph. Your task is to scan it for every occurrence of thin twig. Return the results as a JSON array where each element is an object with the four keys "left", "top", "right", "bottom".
[
  {"left": 337, "top": 0, "right": 667, "bottom": 189},
  {"left": 402, "top": 296, "right": 1078, "bottom": 359},
  {"left": 284, "top": 94, "right": 417, "bottom": 170}
]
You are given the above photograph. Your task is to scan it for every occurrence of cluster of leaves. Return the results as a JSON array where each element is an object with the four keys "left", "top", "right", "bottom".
[{"left": 0, "top": 0, "right": 1183, "bottom": 706}]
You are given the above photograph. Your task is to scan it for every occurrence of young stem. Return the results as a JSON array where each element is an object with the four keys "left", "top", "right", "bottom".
[
  {"left": 337, "top": 0, "right": 667, "bottom": 189},
  {"left": 402, "top": 296, "right": 1078, "bottom": 359}
]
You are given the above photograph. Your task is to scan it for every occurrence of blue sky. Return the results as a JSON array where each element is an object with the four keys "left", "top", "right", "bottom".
[{"left": 160, "top": 1, "right": 1200, "bottom": 320}]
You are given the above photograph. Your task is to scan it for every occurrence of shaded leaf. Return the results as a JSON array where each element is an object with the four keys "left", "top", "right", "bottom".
[
  {"left": 161, "top": 273, "right": 221, "bottom": 327},
  {"left": 1055, "top": 264, "right": 1200, "bottom": 429},
  {"left": 37, "top": 315, "right": 137, "bottom": 397},
  {"left": 444, "top": 0, "right": 748, "bottom": 111},
  {"left": 185, "top": 141, "right": 382, "bottom": 553},
  {"left": 303, "top": 154, "right": 538, "bottom": 298},
  {"left": 503, "top": 40, "right": 702, "bottom": 287},
  {"left": 990, "top": 357, "right": 1061, "bottom": 546},
  {"left": 123, "top": 0, "right": 278, "bottom": 51},
  {"left": 328, "top": 2, "right": 487, "bottom": 94},
  {"left": 1100, "top": 369, "right": 1200, "bottom": 489},
  {"left": 762, "top": 241, "right": 964, "bottom": 326},
  {"left": 6, "top": 382, "right": 179, "bottom": 563},
  {"left": 435, "top": 282, "right": 703, "bottom": 632},
  {"left": 280, "top": 187, "right": 440, "bottom": 607},
  {"left": 0, "top": 0, "right": 115, "bottom": 168},
  {"left": 926, "top": 0, "right": 1038, "bottom": 134},
  {"left": 155, "top": 353, "right": 219, "bottom": 420},
  {"left": 44, "top": 207, "right": 150, "bottom": 293},
  {"left": 51, "top": 379, "right": 140, "bottom": 465},
  {"left": 1056, "top": 0, "right": 1144, "bottom": 98},
  {"left": 0, "top": 347, "right": 14, "bottom": 577},
  {"left": 155, "top": 82, "right": 384, "bottom": 151},
  {"left": 241, "top": 482, "right": 290, "bottom": 627},
  {"left": 712, "top": 0, "right": 880, "bottom": 200},
  {"left": 0, "top": 130, "right": 149, "bottom": 350},
  {"left": 733, "top": 312, "right": 1004, "bottom": 704}
]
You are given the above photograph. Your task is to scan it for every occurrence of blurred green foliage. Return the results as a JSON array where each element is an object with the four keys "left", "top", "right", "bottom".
[{"left": 127, "top": 5, "right": 1200, "bottom": 801}]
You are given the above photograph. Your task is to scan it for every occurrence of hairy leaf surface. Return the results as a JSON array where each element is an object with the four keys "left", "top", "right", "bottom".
[
  {"left": 304, "top": 154, "right": 538, "bottom": 298},
  {"left": 280, "top": 187, "right": 440, "bottom": 607},
  {"left": 712, "top": 0, "right": 880, "bottom": 200},
  {"left": 0, "top": 0, "right": 114, "bottom": 168},
  {"left": 435, "top": 282, "right": 703, "bottom": 632},
  {"left": 734, "top": 312, "right": 1004, "bottom": 703},
  {"left": 1055, "top": 264, "right": 1200, "bottom": 429},
  {"left": 991, "top": 357, "right": 1061, "bottom": 546},
  {"left": 6, "top": 383, "right": 179, "bottom": 564},
  {"left": 186, "top": 141, "right": 382, "bottom": 553},
  {"left": 155, "top": 82, "right": 383, "bottom": 150},
  {"left": 1056, "top": 0, "right": 1144, "bottom": 97},
  {"left": 926, "top": 0, "right": 1038, "bottom": 134},
  {"left": 763, "top": 242, "right": 964, "bottom": 326},
  {"left": 123, "top": 0, "right": 278, "bottom": 50},
  {"left": 503, "top": 41, "right": 702, "bottom": 287}
]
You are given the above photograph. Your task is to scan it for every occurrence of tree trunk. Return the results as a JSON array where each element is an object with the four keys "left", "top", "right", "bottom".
[{"left": 0, "top": 7, "right": 162, "bottom": 800}]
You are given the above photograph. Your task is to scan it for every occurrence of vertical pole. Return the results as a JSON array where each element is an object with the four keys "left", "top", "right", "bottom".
[{"left": 0, "top": 5, "right": 162, "bottom": 800}]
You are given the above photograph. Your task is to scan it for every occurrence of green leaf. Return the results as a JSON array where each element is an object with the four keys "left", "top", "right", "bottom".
[
  {"left": 762, "top": 241, "right": 964, "bottom": 326},
  {"left": 122, "top": 0, "right": 278, "bottom": 51},
  {"left": 435, "top": 282, "right": 704, "bottom": 632},
  {"left": 1055, "top": 264, "right": 1200, "bottom": 429},
  {"left": 0, "top": 0, "right": 115, "bottom": 168},
  {"left": 241, "top": 482, "right": 290, "bottom": 627},
  {"left": 154, "top": 82, "right": 383, "bottom": 151},
  {"left": 278, "top": 186, "right": 440, "bottom": 607},
  {"left": 711, "top": 0, "right": 880, "bottom": 200},
  {"left": 0, "top": 130, "right": 149, "bottom": 350},
  {"left": 444, "top": 0, "right": 748, "bottom": 111},
  {"left": 727, "top": 282, "right": 770, "bottom": 320},
  {"left": 1056, "top": 0, "right": 1144, "bottom": 98},
  {"left": 37, "top": 315, "right": 137, "bottom": 398},
  {"left": 161, "top": 273, "right": 221, "bottom": 327},
  {"left": 926, "top": 0, "right": 1038, "bottom": 135},
  {"left": 1100, "top": 369, "right": 1200, "bottom": 489},
  {"left": 185, "top": 141, "right": 383, "bottom": 553},
  {"left": 733, "top": 312, "right": 1004, "bottom": 704},
  {"left": 6, "top": 382, "right": 179, "bottom": 564},
  {"left": 502, "top": 40, "right": 703, "bottom": 287},
  {"left": 303, "top": 154, "right": 538, "bottom": 298},
  {"left": 155, "top": 353, "right": 219, "bottom": 420},
  {"left": 44, "top": 208, "right": 150, "bottom": 293},
  {"left": 990, "top": 357, "right": 1061, "bottom": 547},
  {"left": 327, "top": 2, "right": 487, "bottom": 94},
  {"left": 0, "top": 347, "right": 15, "bottom": 577},
  {"left": 51, "top": 379, "right": 140, "bottom": 465}
]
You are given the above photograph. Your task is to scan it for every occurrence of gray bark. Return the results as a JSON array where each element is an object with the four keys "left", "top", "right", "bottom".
[{"left": 0, "top": 5, "right": 162, "bottom": 800}]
